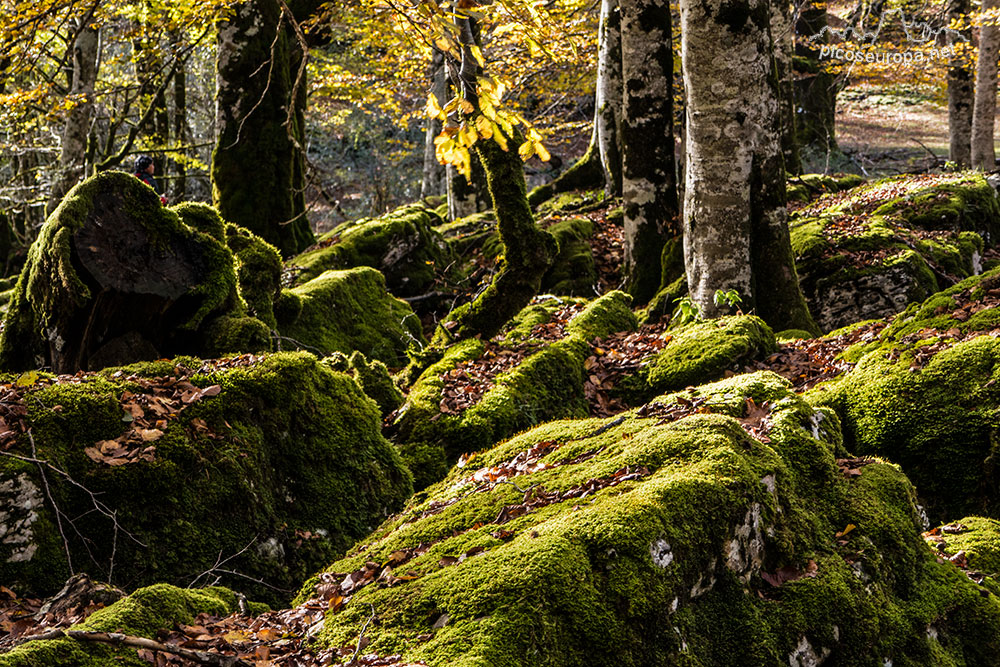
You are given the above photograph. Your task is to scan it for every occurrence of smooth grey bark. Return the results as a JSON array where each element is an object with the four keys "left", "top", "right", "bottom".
[
  {"left": 972, "top": 0, "right": 1000, "bottom": 170},
  {"left": 596, "top": 0, "right": 623, "bottom": 196},
  {"left": 947, "top": 0, "right": 973, "bottom": 166},
  {"left": 771, "top": 0, "right": 800, "bottom": 174},
  {"left": 50, "top": 18, "right": 100, "bottom": 214},
  {"left": 681, "top": 0, "right": 816, "bottom": 331},
  {"left": 620, "top": 0, "right": 678, "bottom": 305},
  {"left": 421, "top": 49, "right": 447, "bottom": 199}
]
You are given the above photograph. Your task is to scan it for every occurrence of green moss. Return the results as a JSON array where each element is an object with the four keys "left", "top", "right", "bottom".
[
  {"left": 541, "top": 218, "right": 597, "bottom": 296},
  {"left": 0, "top": 352, "right": 412, "bottom": 605},
  {"left": 172, "top": 201, "right": 226, "bottom": 241},
  {"left": 535, "top": 190, "right": 604, "bottom": 217},
  {"left": 202, "top": 314, "right": 272, "bottom": 356},
  {"left": 277, "top": 267, "right": 425, "bottom": 367},
  {"left": 775, "top": 329, "right": 813, "bottom": 341},
  {"left": 620, "top": 316, "right": 777, "bottom": 402},
  {"left": 300, "top": 371, "right": 1000, "bottom": 665},
  {"left": 928, "top": 517, "right": 1000, "bottom": 575},
  {"left": 0, "top": 173, "right": 252, "bottom": 372},
  {"left": 639, "top": 276, "right": 687, "bottom": 326},
  {"left": 225, "top": 223, "right": 283, "bottom": 328},
  {"left": 288, "top": 204, "right": 455, "bottom": 296},
  {"left": 349, "top": 351, "right": 404, "bottom": 417},
  {"left": 395, "top": 292, "right": 636, "bottom": 489},
  {"left": 0, "top": 585, "right": 246, "bottom": 667}
]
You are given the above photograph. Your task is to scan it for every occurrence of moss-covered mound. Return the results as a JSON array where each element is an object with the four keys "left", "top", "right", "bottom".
[
  {"left": 809, "top": 267, "right": 1000, "bottom": 522},
  {"left": 0, "top": 584, "right": 252, "bottom": 667},
  {"left": 618, "top": 315, "right": 777, "bottom": 403},
  {"left": 926, "top": 517, "right": 1000, "bottom": 582},
  {"left": 392, "top": 292, "right": 636, "bottom": 489},
  {"left": 287, "top": 204, "right": 456, "bottom": 296},
  {"left": 276, "top": 267, "right": 424, "bottom": 367},
  {"left": 790, "top": 172, "right": 998, "bottom": 332},
  {"left": 786, "top": 172, "right": 866, "bottom": 203},
  {"left": 0, "top": 352, "right": 412, "bottom": 604},
  {"left": 299, "top": 371, "right": 1000, "bottom": 665},
  {"left": 0, "top": 173, "right": 271, "bottom": 373}
]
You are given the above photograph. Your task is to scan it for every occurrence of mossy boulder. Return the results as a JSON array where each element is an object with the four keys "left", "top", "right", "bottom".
[
  {"left": 0, "top": 172, "right": 269, "bottom": 373},
  {"left": 287, "top": 204, "right": 456, "bottom": 297},
  {"left": 0, "top": 352, "right": 412, "bottom": 604},
  {"left": 393, "top": 292, "right": 636, "bottom": 489},
  {"left": 276, "top": 267, "right": 425, "bottom": 367},
  {"left": 225, "top": 223, "right": 283, "bottom": 329},
  {"left": 617, "top": 316, "right": 777, "bottom": 404},
  {"left": 298, "top": 371, "right": 1000, "bottom": 665},
  {"left": 791, "top": 173, "right": 997, "bottom": 332},
  {"left": 808, "top": 267, "right": 1000, "bottom": 522},
  {"left": 786, "top": 172, "right": 866, "bottom": 203},
  {"left": 0, "top": 584, "right": 254, "bottom": 667},
  {"left": 347, "top": 351, "right": 404, "bottom": 417},
  {"left": 541, "top": 218, "right": 598, "bottom": 296},
  {"left": 927, "top": 517, "right": 1000, "bottom": 581}
]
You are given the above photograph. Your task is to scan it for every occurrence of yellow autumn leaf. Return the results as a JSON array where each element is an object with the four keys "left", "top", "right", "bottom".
[{"left": 518, "top": 141, "right": 534, "bottom": 161}]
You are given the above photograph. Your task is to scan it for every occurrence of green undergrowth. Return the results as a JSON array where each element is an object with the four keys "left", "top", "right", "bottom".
[
  {"left": 287, "top": 204, "right": 456, "bottom": 296},
  {"left": 392, "top": 292, "right": 636, "bottom": 489},
  {"left": 300, "top": 371, "right": 1000, "bottom": 666},
  {"left": 277, "top": 267, "right": 425, "bottom": 367},
  {"left": 790, "top": 172, "right": 998, "bottom": 332},
  {"left": 0, "top": 585, "right": 259, "bottom": 667},
  {"left": 0, "top": 352, "right": 412, "bottom": 605},
  {"left": 786, "top": 173, "right": 866, "bottom": 203}
]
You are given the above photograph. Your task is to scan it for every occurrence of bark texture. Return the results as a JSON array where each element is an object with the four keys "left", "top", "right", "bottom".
[
  {"left": 212, "top": 0, "right": 315, "bottom": 256},
  {"left": 620, "top": 0, "right": 678, "bottom": 305},
  {"left": 771, "top": 0, "right": 800, "bottom": 174},
  {"left": 972, "top": 0, "right": 1000, "bottom": 170},
  {"left": 947, "top": 0, "right": 973, "bottom": 166},
  {"left": 596, "top": 0, "right": 624, "bottom": 196},
  {"left": 681, "top": 0, "right": 817, "bottom": 332},
  {"left": 49, "top": 19, "right": 99, "bottom": 213},
  {"left": 421, "top": 50, "right": 448, "bottom": 199},
  {"left": 793, "top": 2, "right": 837, "bottom": 153}
]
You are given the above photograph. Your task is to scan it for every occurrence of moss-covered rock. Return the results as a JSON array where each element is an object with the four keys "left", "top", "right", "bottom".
[
  {"left": 0, "top": 584, "right": 250, "bottom": 666},
  {"left": 288, "top": 204, "right": 456, "bottom": 297},
  {"left": 171, "top": 201, "right": 226, "bottom": 241},
  {"left": 0, "top": 352, "right": 412, "bottom": 604},
  {"left": 786, "top": 172, "right": 866, "bottom": 203},
  {"left": 393, "top": 292, "right": 636, "bottom": 489},
  {"left": 541, "top": 218, "right": 598, "bottom": 296},
  {"left": 348, "top": 351, "right": 404, "bottom": 417},
  {"left": 927, "top": 517, "right": 1000, "bottom": 578},
  {"left": 808, "top": 267, "right": 1000, "bottom": 522},
  {"left": 225, "top": 223, "right": 283, "bottom": 329},
  {"left": 298, "top": 371, "right": 1000, "bottom": 666},
  {"left": 791, "top": 172, "right": 998, "bottom": 332},
  {"left": 276, "top": 267, "right": 425, "bottom": 367},
  {"left": 617, "top": 316, "right": 778, "bottom": 404},
  {"left": 0, "top": 173, "right": 270, "bottom": 373}
]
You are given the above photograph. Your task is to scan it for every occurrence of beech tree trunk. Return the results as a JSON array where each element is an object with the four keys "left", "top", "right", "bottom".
[
  {"left": 421, "top": 50, "right": 448, "bottom": 199},
  {"left": 441, "top": 11, "right": 556, "bottom": 341},
  {"left": 596, "top": 0, "right": 624, "bottom": 197},
  {"left": 171, "top": 29, "right": 188, "bottom": 200},
  {"left": 49, "top": 18, "right": 99, "bottom": 213},
  {"left": 971, "top": 0, "right": 999, "bottom": 170},
  {"left": 620, "top": 0, "right": 678, "bottom": 306},
  {"left": 213, "top": 0, "right": 315, "bottom": 256},
  {"left": 681, "top": 0, "right": 816, "bottom": 332},
  {"left": 771, "top": 0, "right": 800, "bottom": 174},
  {"left": 793, "top": 2, "right": 837, "bottom": 154}
]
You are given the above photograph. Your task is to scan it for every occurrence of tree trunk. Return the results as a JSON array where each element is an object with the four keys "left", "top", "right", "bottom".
[
  {"left": 620, "top": 0, "right": 678, "bottom": 306},
  {"left": 213, "top": 0, "right": 315, "bottom": 256},
  {"left": 596, "top": 0, "right": 623, "bottom": 197},
  {"left": 793, "top": 2, "right": 837, "bottom": 155},
  {"left": 972, "top": 0, "right": 999, "bottom": 170},
  {"left": 682, "top": 0, "right": 817, "bottom": 332},
  {"left": 441, "top": 11, "right": 556, "bottom": 341},
  {"left": 771, "top": 0, "right": 801, "bottom": 174},
  {"left": 49, "top": 18, "right": 99, "bottom": 214},
  {"left": 421, "top": 50, "right": 448, "bottom": 199},
  {"left": 171, "top": 29, "right": 188, "bottom": 200}
]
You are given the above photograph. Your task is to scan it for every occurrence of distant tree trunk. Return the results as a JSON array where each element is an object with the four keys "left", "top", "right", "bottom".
[
  {"left": 213, "top": 0, "right": 315, "bottom": 256},
  {"left": 171, "top": 29, "right": 188, "bottom": 201},
  {"left": 681, "top": 0, "right": 817, "bottom": 331},
  {"left": 772, "top": 0, "right": 801, "bottom": 174},
  {"left": 442, "top": 11, "right": 556, "bottom": 341},
  {"left": 947, "top": 0, "right": 973, "bottom": 166},
  {"left": 971, "top": 0, "right": 999, "bottom": 170},
  {"left": 620, "top": 0, "right": 678, "bottom": 305},
  {"left": 794, "top": 2, "right": 837, "bottom": 155},
  {"left": 49, "top": 17, "right": 100, "bottom": 214},
  {"left": 421, "top": 50, "right": 448, "bottom": 199},
  {"left": 596, "top": 0, "right": 623, "bottom": 197}
]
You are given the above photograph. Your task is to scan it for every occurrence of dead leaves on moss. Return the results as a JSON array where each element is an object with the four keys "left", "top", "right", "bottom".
[{"left": 585, "top": 324, "right": 670, "bottom": 416}]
